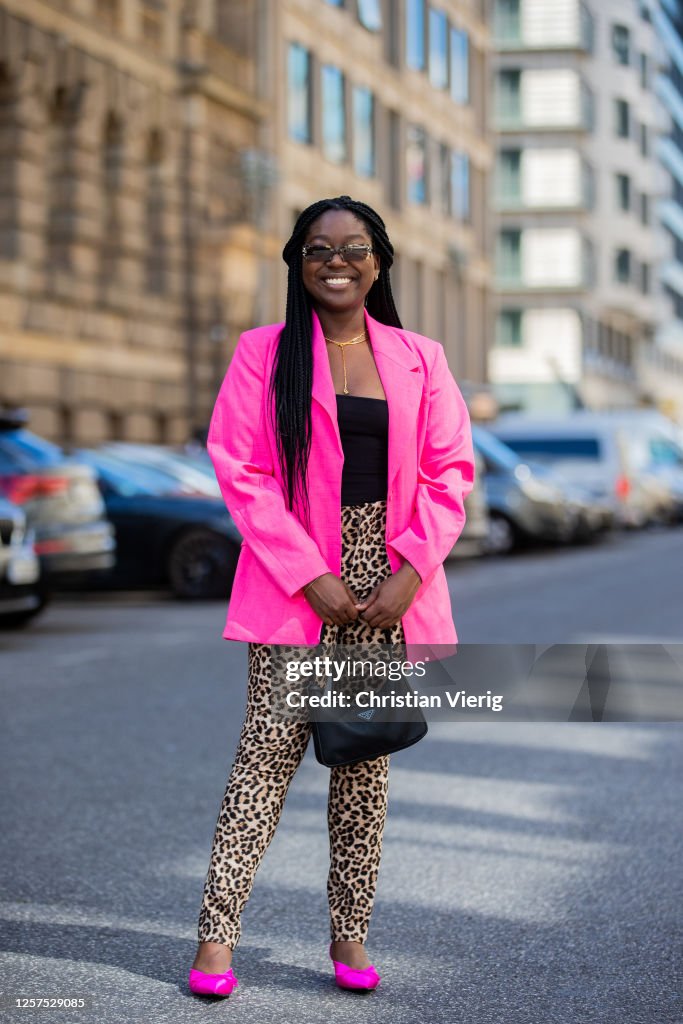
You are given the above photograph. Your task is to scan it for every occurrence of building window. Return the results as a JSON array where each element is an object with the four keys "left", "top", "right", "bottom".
[
  {"left": 496, "top": 69, "right": 521, "bottom": 124},
  {"left": 494, "top": 0, "right": 520, "bottom": 44},
  {"left": 498, "top": 148, "right": 521, "bottom": 204},
  {"left": 451, "top": 151, "right": 470, "bottom": 221},
  {"left": 614, "top": 98, "right": 630, "bottom": 138},
  {"left": 145, "top": 129, "right": 167, "bottom": 293},
  {"left": 321, "top": 64, "right": 346, "bottom": 163},
  {"left": 97, "top": 0, "right": 119, "bottom": 29},
  {"left": 439, "top": 142, "right": 451, "bottom": 214},
  {"left": 352, "top": 85, "right": 375, "bottom": 177},
  {"left": 142, "top": 7, "right": 163, "bottom": 50},
  {"left": 496, "top": 309, "right": 523, "bottom": 347},
  {"left": 640, "top": 122, "right": 649, "bottom": 156},
  {"left": 357, "top": 0, "right": 382, "bottom": 31},
  {"left": 497, "top": 229, "right": 522, "bottom": 281},
  {"left": 583, "top": 161, "right": 596, "bottom": 209},
  {"left": 287, "top": 43, "right": 312, "bottom": 143},
  {"left": 616, "top": 173, "right": 630, "bottom": 211},
  {"left": 640, "top": 192, "right": 649, "bottom": 225},
  {"left": 406, "top": 0, "right": 426, "bottom": 70},
  {"left": 414, "top": 259, "right": 424, "bottom": 330},
  {"left": 429, "top": 8, "right": 449, "bottom": 90},
  {"left": 615, "top": 248, "right": 631, "bottom": 283},
  {"left": 639, "top": 52, "right": 649, "bottom": 89},
  {"left": 641, "top": 261, "right": 650, "bottom": 294},
  {"left": 406, "top": 124, "right": 428, "bottom": 204},
  {"left": 387, "top": 108, "right": 401, "bottom": 210},
  {"left": 612, "top": 24, "right": 630, "bottom": 65},
  {"left": 101, "top": 111, "right": 124, "bottom": 283},
  {"left": 450, "top": 26, "right": 469, "bottom": 104}
]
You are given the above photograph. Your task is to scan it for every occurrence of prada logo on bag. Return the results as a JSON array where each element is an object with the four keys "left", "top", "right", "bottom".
[{"left": 357, "top": 708, "right": 376, "bottom": 720}]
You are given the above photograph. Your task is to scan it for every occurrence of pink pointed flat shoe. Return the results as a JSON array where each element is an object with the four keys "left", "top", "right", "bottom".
[
  {"left": 188, "top": 966, "right": 239, "bottom": 997},
  {"left": 329, "top": 943, "right": 381, "bottom": 991}
]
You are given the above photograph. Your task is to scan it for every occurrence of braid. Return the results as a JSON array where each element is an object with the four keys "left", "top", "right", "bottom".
[{"left": 271, "top": 196, "right": 403, "bottom": 528}]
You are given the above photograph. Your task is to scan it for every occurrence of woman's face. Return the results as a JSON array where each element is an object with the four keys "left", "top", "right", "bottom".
[{"left": 301, "top": 208, "right": 380, "bottom": 316}]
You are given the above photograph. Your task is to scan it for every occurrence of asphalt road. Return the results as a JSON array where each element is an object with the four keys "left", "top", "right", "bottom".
[{"left": 1, "top": 527, "right": 682, "bottom": 1023}]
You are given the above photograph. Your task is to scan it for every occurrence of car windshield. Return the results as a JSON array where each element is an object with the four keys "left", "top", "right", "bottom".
[
  {"left": 99, "top": 444, "right": 219, "bottom": 493},
  {"left": 494, "top": 435, "right": 602, "bottom": 463},
  {"left": 472, "top": 426, "right": 521, "bottom": 471},
  {"left": 74, "top": 449, "right": 184, "bottom": 497}
]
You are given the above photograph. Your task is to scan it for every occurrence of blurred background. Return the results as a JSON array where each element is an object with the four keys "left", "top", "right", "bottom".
[{"left": 1, "top": 0, "right": 683, "bottom": 625}]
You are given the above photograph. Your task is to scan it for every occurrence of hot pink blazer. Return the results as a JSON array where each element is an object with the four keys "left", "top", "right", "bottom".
[{"left": 207, "top": 307, "right": 475, "bottom": 653}]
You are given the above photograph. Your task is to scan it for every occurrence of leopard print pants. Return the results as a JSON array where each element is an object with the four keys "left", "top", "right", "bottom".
[{"left": 196, "top": 499, "right": 405, "bottom": 949}]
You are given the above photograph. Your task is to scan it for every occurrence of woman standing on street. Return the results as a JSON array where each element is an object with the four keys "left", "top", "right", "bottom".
[{"left": 188, "top": 195, "right": 475, "bottom": 997}]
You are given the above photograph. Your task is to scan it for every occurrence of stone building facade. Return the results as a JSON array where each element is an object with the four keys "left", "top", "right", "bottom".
[
  {"left": 0, "top": 0, "right": 267, "bottom": 444},
  {"left": 0, "top": 0, "right": 491, "bottom": 446}
]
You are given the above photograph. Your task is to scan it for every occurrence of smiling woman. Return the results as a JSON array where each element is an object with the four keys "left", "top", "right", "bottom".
[{"left": 189, "top": 195, "right": 475, "bottom": 999}]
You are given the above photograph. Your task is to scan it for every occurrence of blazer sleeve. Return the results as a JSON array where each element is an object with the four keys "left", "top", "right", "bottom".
[
  {"left": 387, "top": 342, "right": 476, "bottom": 587},
  {"left": 206, "top": 330, "right": 332, "bottom": 599}
]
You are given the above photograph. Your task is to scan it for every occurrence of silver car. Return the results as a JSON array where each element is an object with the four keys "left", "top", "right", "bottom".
[{"left": 490, "top": 412, "right": 669, "bottom": 529}]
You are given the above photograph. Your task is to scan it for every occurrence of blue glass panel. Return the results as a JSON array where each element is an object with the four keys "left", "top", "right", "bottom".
[
  {"left": 322, "top": 64, "right": 347, "bottom": 163},
  {"left": 406, "top": 0, "right": 426, "bottom": 70},
  {"left": 450, "top": 26, "right": 469, "bottom": 104},
  {"left": 358, "top": 0, "right": 382, "bottom": 31},
  {"left": 406, "top": 124, "right": 428, "bottom": 204},
  {"left": 429, "top": 8, "right": 449, "bottom": 89},
  {"left": 287, "top": 43, "right": 312, "bottom": 143},
  {"left": 451, "top": 150, "right": 470, "bottom": 220},
  {"left": 353, "top": 86, "right": 375, "bottom": 177}
]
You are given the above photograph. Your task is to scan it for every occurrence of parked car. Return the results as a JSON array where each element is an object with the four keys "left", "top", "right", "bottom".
[
  {"left": 472, "top": 425, "right": 574, "bottom": 554},
  {"left": 524, "top": 461, "right": 615, "bottom": 541},
  {"left": 446, "top": 449, "right": 489, "bottom": 559},
  {"left": 98, "top": 442, "right": 222, "bottom": 498},
  {"left": 0, "top": 408, "right": 116, "bottom": 589},
  {"left": 489, "top": 412, "right": 673, "bottom": 529},
  {"left": 0, "top": 497, "right": 43, "bottom": 627},
  {"left": 72, "top": 448, "right": 241, "bottom": 599},
  {"left": 594, "top": 410, "right": 683, "bottom": 523}
]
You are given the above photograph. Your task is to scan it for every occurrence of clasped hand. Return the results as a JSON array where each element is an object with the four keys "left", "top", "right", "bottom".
[{"left": 303, "top": 564, "right": 421, "bottom": 630}]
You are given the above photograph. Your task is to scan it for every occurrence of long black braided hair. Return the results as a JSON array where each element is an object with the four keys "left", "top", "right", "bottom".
[{"left": 269, "top": 195, "right": 403, "bottom": 530}]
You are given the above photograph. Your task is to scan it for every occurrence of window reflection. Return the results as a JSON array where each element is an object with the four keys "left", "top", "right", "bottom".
[
  {"left": 407, "top": 124, "right": 428, "bottom": 204},
  {"left": 353, "top": 86, "right": 375, "bottom": 177},
  {"left": 287, "top": 43, "right": 312, "bottom": 143},
  {"left": 450, "top": 26, "right": 469, "bottom": 104},
  {"left": 429, "top": 8, "right": 449, "bottom": 90},
  {"left": 322, "top": 64, "right": 347, "bottom": 163},
  {"left": 357, "top": 0, "right": 382, "bottom": 31},
  {"left": 406, "top": 0, "right": 426, "bottom": 70},
  {"left": 451, "top": 150, "right": 470, "bottom": 221}
]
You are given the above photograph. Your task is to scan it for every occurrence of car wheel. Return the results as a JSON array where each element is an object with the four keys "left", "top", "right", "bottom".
[
  {"left": 167, "top": 529, "right": 239, "bottom": 600},
  {"left": 0, "top": 575, "right": 51, "bottom": 628},
  {"left": 0, "top": 605, "right": 45, "bottom": 629},
  {"left": 483, "top": 513, "right": 516, "bottom": 555}
]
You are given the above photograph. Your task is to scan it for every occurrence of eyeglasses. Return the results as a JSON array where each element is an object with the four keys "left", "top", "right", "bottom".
[{"left": 301, "top": 243, "right": 373, "bottom": 263}]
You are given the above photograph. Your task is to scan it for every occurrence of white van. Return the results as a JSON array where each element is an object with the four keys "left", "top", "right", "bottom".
[{"left": 490, "top": 411, "right": 673, "bottom": 528}]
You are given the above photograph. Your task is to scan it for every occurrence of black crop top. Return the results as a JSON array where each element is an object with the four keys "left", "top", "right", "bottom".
[{"left": 336, "top": 394, "right": 389, "bottom": 505}]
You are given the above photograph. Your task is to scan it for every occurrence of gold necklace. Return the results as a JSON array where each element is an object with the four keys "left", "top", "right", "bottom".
[{"left": 324, "top": 329, "right": 368, "bottom": 395}]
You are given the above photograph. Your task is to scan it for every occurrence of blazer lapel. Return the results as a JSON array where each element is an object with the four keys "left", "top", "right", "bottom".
[{"left": 311, "top": 307, "right": 424, "bottom": 489}]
